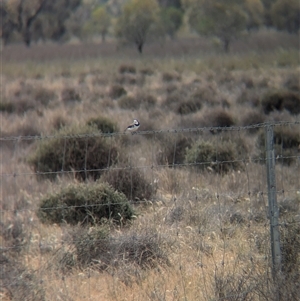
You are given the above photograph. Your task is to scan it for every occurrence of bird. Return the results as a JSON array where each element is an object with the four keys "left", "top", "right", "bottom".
[{"left": 125, "top": 119, "right": 140, "bottom": 134}]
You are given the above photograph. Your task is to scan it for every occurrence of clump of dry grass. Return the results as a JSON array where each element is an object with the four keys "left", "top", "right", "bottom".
[
  {"left": 118, "top": 64, "right": 136, "bottom": 74},
  {"left": 109, "top": 84, "right": 127, "bottom": 99},
  {"left": 101, "top": 167, "right": 154, "bottom": 202},
  {"left": 61, "top": 86, "right": 81, "bottom": 103}
]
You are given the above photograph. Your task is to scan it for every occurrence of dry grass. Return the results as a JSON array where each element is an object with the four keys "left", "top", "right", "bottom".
[{"left": 1, "top": 32, "right": 299, "bottom": 300}]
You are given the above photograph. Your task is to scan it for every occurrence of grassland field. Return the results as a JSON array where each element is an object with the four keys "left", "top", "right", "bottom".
[{"left": 0, "top": 30, "right": 300, "bottom": 301}]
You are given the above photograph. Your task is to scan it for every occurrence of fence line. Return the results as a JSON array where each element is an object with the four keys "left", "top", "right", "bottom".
[{"left": 1, "top": 121, "right": 299, "bottom": 300}]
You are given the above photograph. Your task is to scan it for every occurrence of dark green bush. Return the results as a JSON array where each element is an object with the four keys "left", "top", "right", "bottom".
[
  {"left": 101, "top": 167, "right": 154, "bottom": 202},
  {"left": 87, "top": 116, "right": 118, "bottom": 134},
  {"left": 37, "top": 181, "right": 134, "bottom": 225},
  {"left": 28, "top": 124, "right": 119, "bottom": 181},
  {"left": 261, "top": 90, "right": 300, "bottom": 115},
  {"left": 185, "top": 139, "right": 242, "bottom": 173},
  {"left": 109, "top": 84, "right": 127, "bottom": 99}
]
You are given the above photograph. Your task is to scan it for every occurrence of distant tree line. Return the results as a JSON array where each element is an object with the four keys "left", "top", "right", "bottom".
[{"left": 0, "top": 0, "right": 299, "bottom": 52}]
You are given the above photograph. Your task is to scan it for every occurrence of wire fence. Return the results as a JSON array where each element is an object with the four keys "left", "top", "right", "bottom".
[{"left": 1, "top": 121, "right": 299, "bottom": 300}]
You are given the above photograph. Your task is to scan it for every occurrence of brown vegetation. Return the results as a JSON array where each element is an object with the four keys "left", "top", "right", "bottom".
[{"left": 1, "top": 34, "right": 299, "bottom": 300}]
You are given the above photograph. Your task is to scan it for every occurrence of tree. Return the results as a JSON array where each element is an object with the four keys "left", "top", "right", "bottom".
[
  {"left": 244, "top": 0, "right": 264, "bottom": 31},
  {"left": 0, "top": 2, "right": 16, "bottom": 45},
  {"left": 1, "top": 0, "right": 47, "bottom": 46},
  {"left": 0, "top": 0, "right": 82, "bottom": 46},
  {"left": 91, "top": 6, "right": 111, "bottom": 42},
  {"left": 115, "top": 0, "right": 160, "bottom": 53},
  {"left": 271, "top": 0, "right": 300, "bottom": 34},
  {"left": 161, "top": 6, "right": 183, "bottom": 39},
  {"left": 188, "top": 0, "right": 247, "bottom": 52}
]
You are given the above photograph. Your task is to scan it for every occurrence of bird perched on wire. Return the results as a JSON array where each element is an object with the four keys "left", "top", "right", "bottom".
[{"left": 125, "top": 119, "right": 140, "bottom": 134}]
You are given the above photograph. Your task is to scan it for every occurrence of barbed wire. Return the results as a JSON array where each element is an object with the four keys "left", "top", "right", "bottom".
[{"left": 1, "top": 121, "right": 299, "bottom": 142}]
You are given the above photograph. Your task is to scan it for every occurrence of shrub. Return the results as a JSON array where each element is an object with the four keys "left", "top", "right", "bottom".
[
  {"left": 205, "top": 110, "right": 235, "bottom": 129},
  {"left": 61, "top": 87, "right": 81, "bottom": 102},
  {"left": 261, "top": 90, "right": 300, "bottom": 115},
  {"left": 185, "top": 139, "right": 242, "bottom": 173},
  {"left": 28, "top": 124, "right": 119, "bottom": 181},
  {"left": 176, "top": 99, "right": 202, "bottom": 115},
  {"left": 118, "top": 95, "right": 140, "bottom": 110},
  {"left": 139, "top": 67, "right": 154, "bottom": 75},
  {"left": 71, "top": 225, "right": 111, "bottom": 269},
  {"left": 33, "top": 86, "right": 56, "bottom": 106},
  {"left": 162, "top": 91, "right": 182, "bottom": 110},
  {"left": 119, "top": 64, "right": 136, "bottom": 74},
  {"left": 116, "top": 74, "right": 139, "bottom": 85},
  {"left": 109, "top": 84, "right": 127, "bottom": 99},
  {"left": 87, "top": 116, "right": 118, "bottom": 134},
  {"left": 61, "top": 227, "right": 169, "bottom": 273},
  {"left": 37, "top": 181, "right": 134, "bottom": 225},
  {"left": 256, "top": 126, "right": 300, "bottom": 165},
  {"left": 156, "top": 134, "right": 193, "bottom": 166},
  {"left": 101, "top": 167, "right": 154, "bottom": 202},
  {"left": 138, "top": 93, "right": 157, "bottom": 109},
  {"left": 241, "top": 111, "right": 265, "bottom": 133},
  {"left": 0, "top": 101, "right": 15, "bottom": 113},
  {"left": 236, "top": 89, "right": 260, "bottom": 107},
  {"left": 284, "top": 73, "right": 300, "bottom": 91},
  {"left": 112, "top": 231, "right": 170, "bottom": 269},
  {"left": 162, "top": 71, "right": 181, "bottom": 82}
]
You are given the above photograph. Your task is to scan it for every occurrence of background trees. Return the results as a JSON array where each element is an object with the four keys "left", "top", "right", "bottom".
[
  {"left": 0, "top": 0, "right": 81, "bottom": 46},
  {"left": 271, "top": 0, "right": 300, "bottom": 34},
  {"left": 0, "top": 0, "right": 299, "bottom": 51},
  {"left": 188, "top": 0, "right": 248, "bottom": 52},
  {"left": 115, "top": 0, "right": 160, "bottom": 53}
]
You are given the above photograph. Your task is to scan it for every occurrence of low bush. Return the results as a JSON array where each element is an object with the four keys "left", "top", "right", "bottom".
[
  {"left": 60, "top": 227, "right": 170, "bottom": 274},
  {"left": 256, "top": 126, "right": 300, "bottom": 165},
  {"left": 0, "top": 101, "right": 15, "bottom": 113},
  {"left": 156, "top": 134, "right": 193, "bottom": 166},
  {"left": 138, "top": 93, "right": 157, "bottom": 109},
  {"left": 37, "top": 181, "right": 134, "bottom": 225},
  {"left": 118, "top": 95, "right": 140, "bottom": 110},
  {"left": 61, "top": 87, "right": 81, "bottom": 102},
  {"left": 162, "top": 71, "right": 181, "bottom": 82},
  {"left": 87, "top": 116, "right": 118, "bottom": 134},
  {"left": 185, "top": 138, "right": 242, "bottom": 173},
  {"left": 241, "top": 111, "right": 265, "bottom": 133},
  {"left": 109, "top": 84, "right": 127, "bottom": 99},
  {"left": 261, "top": 89, "right": 300, "bottom": 115},
  {"left": 101, "top": 167, "right": 154, "bottom": 202},
  {"left": 204, "top": 110, "right": 236, "bottom": 129},
  {"left": 28, "top": 124, "right": 119, "bottom": 181},
  {"left": 176, "top": 99, "right": 202, "bottom": 115},
  {"left": 119, "top": 64, "right": 136, "bottom": 74}
]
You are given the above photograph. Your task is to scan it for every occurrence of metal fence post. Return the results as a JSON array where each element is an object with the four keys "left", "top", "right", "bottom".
[{"left": 265, "top": 124, "right": 282, "bottom": 278}]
